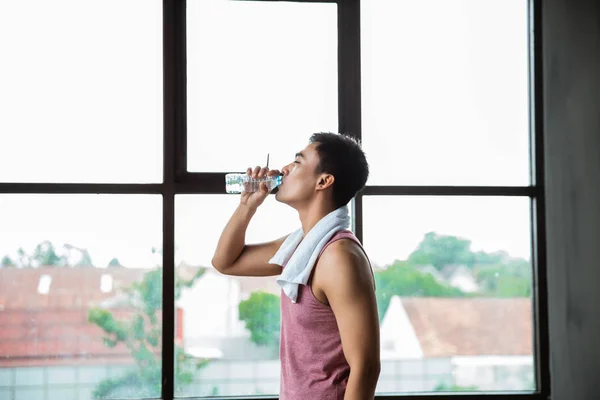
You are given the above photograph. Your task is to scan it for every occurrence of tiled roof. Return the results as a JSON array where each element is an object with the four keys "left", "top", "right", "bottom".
[
  {"left": 0, "top": 267, "right": 163, "bottom": 367},
  {"left": 0, "top": 309, "right": 147, "bottom": 367},
  {"left": 0, "top": 267, "right": 534, "bottom": 367},
  {"left": 401, "top": 297, "right": 533, "bottom": 356},
  {"left": 0, "top": 266, "right": 147, "bottom": 310}
]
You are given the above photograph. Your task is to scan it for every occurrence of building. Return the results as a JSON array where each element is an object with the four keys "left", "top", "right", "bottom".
[{"left": 0, "top": 265, "right": 534, "bottom": 398}]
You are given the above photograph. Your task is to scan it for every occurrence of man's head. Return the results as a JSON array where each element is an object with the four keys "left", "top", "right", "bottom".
[{"left": 276, "top": 132, "right": 369, "bottom": 210}]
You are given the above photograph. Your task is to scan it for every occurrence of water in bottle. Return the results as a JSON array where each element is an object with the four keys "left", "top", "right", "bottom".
[{"left": 225, "top": 173, "right": 283, "bottom": 194}]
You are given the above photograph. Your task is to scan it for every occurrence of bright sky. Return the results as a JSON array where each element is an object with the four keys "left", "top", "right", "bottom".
[{"left": 0, "top": 0, "right": 531, "bottom": 269}]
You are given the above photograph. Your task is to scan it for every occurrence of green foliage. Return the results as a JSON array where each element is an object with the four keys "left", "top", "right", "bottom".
[
  {"left": 88, "top": 267, "right": 207, "bottom": 399},
  {"left": 407, "top": 232, "right": 476, "bottom": 270},
  {"left": 32, "top": 240, "right": 67, "bottom": 267},
  {"left": 237, "top": 232, "right": 532, "bottom": 341},
  {"left": 434, "top": 382, "right": 479, "bottom": 392},
  {"left": 75, "top": 249, "right": 93, "bottom": 267},
  {"left": 374, "top": 232, "right": 533, "bottom": 321},
  {"left": 473, "top": 250, "right": 509, "bottom": 265},
  {"left": 108, "top": 258, "right": 122, "bottom": 267},
  {"left": 17, "top": 247, "right": 29, "bottom": 267},
  {"left": 1, "top": 255, "right": 15, "bottom": 267},
  {"left": 473, "top": 260, "right": 532, "bottom": 297},
  {"left": 88, "top": 308, "right": 128, "bottom": 342},
  {"left": 91, "top": 344, "right": 208, "bottom": 399},
  {"left": 238, "top": 291, "right": 280, "bottom": 347},
  {"left": 375, "top": 261, "right": 466, "bottom": 321},
  {"left": 4, "top": 241, "right": 94, "bottom": 267}
]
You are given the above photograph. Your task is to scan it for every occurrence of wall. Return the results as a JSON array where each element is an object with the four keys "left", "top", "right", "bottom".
[
  {"left": 0, "top": 357, "right": 534, "bottom": 399},
  {"left": 543, "top": 0, "right": 600, "bottom": 399}
]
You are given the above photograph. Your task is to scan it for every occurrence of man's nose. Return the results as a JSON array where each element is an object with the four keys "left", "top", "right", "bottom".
[{"left": 281, "top": 165, "right": 290, "bottom": 176}]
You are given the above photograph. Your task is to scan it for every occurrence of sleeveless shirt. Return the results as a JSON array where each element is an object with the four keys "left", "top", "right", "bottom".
[{"left": 279, "top": 229, "right": 372, "bottom": 400}]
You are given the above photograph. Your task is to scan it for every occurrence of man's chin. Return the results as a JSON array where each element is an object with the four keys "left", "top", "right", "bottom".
[{"left": 274, "top": 191, "right": 288, "bottom": 205}]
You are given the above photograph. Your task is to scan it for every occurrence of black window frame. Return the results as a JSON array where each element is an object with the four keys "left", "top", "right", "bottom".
[{"left": 0, "top": 0, "right": 548, "bottom": 399}]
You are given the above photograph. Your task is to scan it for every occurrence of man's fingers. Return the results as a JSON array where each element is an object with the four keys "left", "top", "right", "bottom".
[{"left": 259, "top": 182, "right": 269, "bottom": 194}]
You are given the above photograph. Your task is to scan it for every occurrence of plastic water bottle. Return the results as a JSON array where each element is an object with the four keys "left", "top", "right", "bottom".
[{"left": 225, "top": 173, "right": 283, "bottom": 194}]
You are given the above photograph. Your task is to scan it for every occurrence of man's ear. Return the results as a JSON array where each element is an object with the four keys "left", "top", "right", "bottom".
[{"left": 316, "top": 174, "right": 335, "bottom": 190}]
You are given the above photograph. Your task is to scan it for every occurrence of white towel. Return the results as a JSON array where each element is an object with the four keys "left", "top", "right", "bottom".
[{"left": 269, "top": 205, "right": 351, "bottom": 303}]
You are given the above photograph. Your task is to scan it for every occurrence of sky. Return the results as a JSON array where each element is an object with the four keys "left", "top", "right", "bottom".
[{"left": 0, "top": 0, "right": 531, "bottom": 269}]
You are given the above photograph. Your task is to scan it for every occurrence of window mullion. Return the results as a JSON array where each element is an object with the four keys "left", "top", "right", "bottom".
[
  {"left": 163, "top": 0, "right": 185, "bottom": 399},
  {"left": 338, "top": 0, "right": 363, "bottom": 241}
]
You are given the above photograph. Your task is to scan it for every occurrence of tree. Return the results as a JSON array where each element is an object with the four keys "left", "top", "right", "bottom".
[
  {"left": 88, "top": 267, "right": 207, "bottom": 398},
  {"left": 63, "top": 243, "right": 94, "bottom": 267},
  {"left": 7, "top": 241, "right": 94, "bottom": 267},
  {"left": 238, "top": 291, "right": 280, "bottom": 347},
  {"left": 32, "top": 240, "right": 67, "bottom": 267},
  {"left": 17, "top": 247, "right": 30, "bottom": 267},
  {"left": 374, "top": 261, "right": 466, "bottom": 322},
  {"left": 377, "top": 231, "right": 534, "bottom": 302},
  {"left": 1, "top": 255, "right": 15, "bottom": 267},
  {"left": 108, "top": 258, "right": 122, "bottom": 267},
  {"left": 473, "top": 259, "right": 532, "bottom": 297},
  {"left": 473, "top": 249, "right": 509, "bottom": 265},
  {"left": 407, "top": 232, "right": 475, "bottom": 270}
]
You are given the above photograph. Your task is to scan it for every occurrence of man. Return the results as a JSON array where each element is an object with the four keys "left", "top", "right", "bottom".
[{"left": 212, "top": 132, "right": 380, "bottom": 399}]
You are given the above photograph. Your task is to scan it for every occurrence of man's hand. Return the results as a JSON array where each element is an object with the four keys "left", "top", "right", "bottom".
[{"left": 240, "top": 166, "right": 281, "bottom": 211}]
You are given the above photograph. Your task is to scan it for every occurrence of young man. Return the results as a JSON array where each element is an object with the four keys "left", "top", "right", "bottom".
[{"left": 212, "top": 132, "right": 380, "bottom": 399}]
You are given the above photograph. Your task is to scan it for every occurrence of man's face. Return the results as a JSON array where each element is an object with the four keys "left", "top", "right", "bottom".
[{"left": 275, "top": 143, "right": 322, "bottom": 206}]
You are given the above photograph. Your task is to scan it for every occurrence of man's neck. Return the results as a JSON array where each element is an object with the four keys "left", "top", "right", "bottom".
[{"left": 297, "top": 201, "right": 338, "bottom": 236}]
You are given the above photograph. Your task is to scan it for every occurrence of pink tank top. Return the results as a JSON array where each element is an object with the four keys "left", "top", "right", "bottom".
[{"left": 279, "top": 230, "right": 371, "bottom": 400}]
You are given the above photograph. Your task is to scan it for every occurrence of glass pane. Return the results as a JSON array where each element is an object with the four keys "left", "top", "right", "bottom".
[
  {"left": 174, "top": 195, "right": 353, "bottom": 397},
  {"left": 362, "top": 196, "right": 535, "bottom": 393},
  {"left": 361, "top": 0, "right": 530, "bottom": 185},
  {"left": 187, "top": 1, "right": 338, "bottom": 172},
  {"left": 0, "top": 195, "right": 163, "bottom": 399},
  {"left": 0, "top": 0, "right": 163, "bottom": 183}
]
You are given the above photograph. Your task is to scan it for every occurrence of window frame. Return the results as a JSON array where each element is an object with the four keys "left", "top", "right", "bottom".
[{"left": 0, "top": 0, "right": 548, "bottom": 399}]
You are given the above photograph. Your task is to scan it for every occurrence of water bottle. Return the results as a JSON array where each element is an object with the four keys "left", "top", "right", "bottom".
[{"left": 225, "top": 173, "right": 283, "bottom": 194}]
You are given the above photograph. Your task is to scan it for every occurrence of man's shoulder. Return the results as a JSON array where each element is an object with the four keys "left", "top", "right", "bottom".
[
  {"left": 319, "top": 238, "right": 370, "bottom": 276},
  {"left": 315, "top": 238, "right": 376, "bottom": 300},
  {"left": 326, "top": 235, "right": 362, "bottom": 253}
]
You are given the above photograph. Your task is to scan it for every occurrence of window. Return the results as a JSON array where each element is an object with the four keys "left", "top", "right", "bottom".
[
  {"left": 0, "top": 195, "right": 162, "bottom": 399},
  {"left": 362, "top": 0, "right": 530, "bottom": 186},
  {"left": 0, "top": 0, "right": 163, "bottom": 184},
  {"left": 0, "top": 0, "right": 547, "bottom": 399},
  {"left": 186, "top": 1, "right": 337, "bottom": 173},
  {"left": 363, "top": 197, "right": 534, "bottom": 392}
]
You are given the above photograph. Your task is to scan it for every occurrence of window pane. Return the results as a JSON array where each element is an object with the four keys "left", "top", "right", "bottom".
[
  {"left": 363, "top": 196, "right": 535, "bottom": 393},
  {"left": 361, "top": 0, "right": 530, "bottom": 185},
  {"left": 175, "top": 195, "right": 350, "bottom": 397},
  {"left": 0, "top": 0, "right": 163, "bottom": 183},
  {"left": 187, "top": 1, "right": 338, "bottom": 172},
  {"left": 0, "top": 195, "right": 163, "bottom": 399}
]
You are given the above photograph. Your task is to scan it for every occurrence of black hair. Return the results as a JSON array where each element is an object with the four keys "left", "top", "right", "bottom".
[{"left": 309, "top": 132, "right": 369, "bottom": 209}]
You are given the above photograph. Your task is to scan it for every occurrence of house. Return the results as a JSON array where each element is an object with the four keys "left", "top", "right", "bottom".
[
  {"left": 0, "top": 265, "right": 283, "bottom": 366},
  {"left": 380, "top": 295, "right": 532, "bottom": 359},
  {"left": 0, "top": 266, "right": 148, "bottom": 367},
  {"left": 0, "top": 266, "right": 535, "bottom": 394},
  {"left": 0, "top": 265, "right": 533, "bottom": 363}
]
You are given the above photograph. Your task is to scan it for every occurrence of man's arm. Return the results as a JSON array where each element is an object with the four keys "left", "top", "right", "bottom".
[
  {"left": 211, "top": 166, "right": 286, "bottom": 277},
  {"left": 318, "top": 240, "right": 381, "bottom": 399},
  {"left": 211, "top": 203, "right": 287, "bottom": 276}
]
